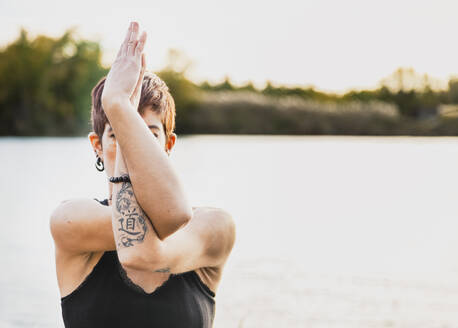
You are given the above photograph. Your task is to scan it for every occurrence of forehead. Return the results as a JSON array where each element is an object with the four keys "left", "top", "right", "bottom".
[{"left": 104, "top": 108, "right": 163, "bottom": 132}]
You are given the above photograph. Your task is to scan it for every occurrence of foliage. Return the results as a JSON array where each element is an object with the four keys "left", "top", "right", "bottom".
[
  {"left": 155, "top": 49, "right": 202, "bottom": 134},
  {"left": 0, "top": 28, "right": 107, "bottom": 136},
  {"left": 3, "top": 29, "right": 458, "bottom": 136}
]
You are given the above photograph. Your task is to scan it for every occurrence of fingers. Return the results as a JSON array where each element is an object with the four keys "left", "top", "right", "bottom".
[
  {"left": 116, "top": 21, "right": 147, "bottom": 58},
  {"left": 135, "top": 54, "right": 147, "bottom": 94},
  {"left": 123, "top": 22, "right": 134, "bottom": 46},
  {"left": 126, "top": 22, "right": 140, "bottom": 56},
  {"left": 117, "top": 22, "right": 134, "bottom": 58},
  {"left": 135, "top": 31, "right": 147, "bottom": 57},
  {"left": 131, "top": 53, "right": 147, "bottom": 109}
]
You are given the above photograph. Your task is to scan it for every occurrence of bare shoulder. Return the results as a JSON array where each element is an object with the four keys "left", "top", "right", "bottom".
[
  {"left": 50, "top": 197, "right": 108, "bottom": 230},
  {"left": 50, "top": 197, "right": 114, "bottom": 252},
  {"left": 191, "top": 206, "right": 236, "bottom": 293},
  {"left": 51, "top": 197, "right": 108, "bottom": 217},
  {"left": 191, "top": 206, "right": 236, "bottom": 254},
  {"left": 50, "top": 197, "right": 114, "bottom": 298}
]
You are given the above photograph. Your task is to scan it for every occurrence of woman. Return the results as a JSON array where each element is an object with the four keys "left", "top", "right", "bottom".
[{"left": 49, "top": 21, "right": 236, "bottom": 328}]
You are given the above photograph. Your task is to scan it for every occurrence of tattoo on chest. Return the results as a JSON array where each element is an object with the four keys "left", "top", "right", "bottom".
[{"left": 115, "top": 182, "right": 148, "bottom": 248}]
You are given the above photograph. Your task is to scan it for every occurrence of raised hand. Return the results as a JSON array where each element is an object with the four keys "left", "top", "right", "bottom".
[{"left": 101, "top": 21, "right": 147, "bottom": 112}]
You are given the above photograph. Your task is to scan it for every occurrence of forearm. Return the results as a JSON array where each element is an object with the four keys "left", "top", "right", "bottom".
[
  {"left": 111, "top": 143, "right": 169, "bottom": 271},
  {"left": 105, "top": 100, "right": 192, "bottom": 239}
]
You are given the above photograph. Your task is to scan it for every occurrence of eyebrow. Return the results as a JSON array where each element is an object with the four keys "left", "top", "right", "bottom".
[{"left": 108, "top": 124, "right": 161, "bottom": 132}]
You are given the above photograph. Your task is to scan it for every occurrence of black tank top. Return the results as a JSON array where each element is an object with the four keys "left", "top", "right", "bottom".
[{"left": 60, "top": 198, "right": 216, "bottom": 328}]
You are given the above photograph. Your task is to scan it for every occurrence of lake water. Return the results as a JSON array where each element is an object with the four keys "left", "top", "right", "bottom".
[{"left": 2, "top": 135, "right": 458, "bottom": 327}]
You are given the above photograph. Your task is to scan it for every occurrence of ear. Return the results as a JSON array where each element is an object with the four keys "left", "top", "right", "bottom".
[
  {"left": 88, "top": 132, "right": 103, "bottom": 157},
  {"left": 166, "top": 133, "right": 177, "bottom": 154}
]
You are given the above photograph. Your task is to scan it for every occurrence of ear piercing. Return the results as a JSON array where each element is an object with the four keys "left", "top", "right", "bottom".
[{"left": 95, "top": 154, "right": 104, "bottom": 172}]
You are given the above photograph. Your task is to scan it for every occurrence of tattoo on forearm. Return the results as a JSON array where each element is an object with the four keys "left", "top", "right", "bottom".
[{"left": 115, "top": 181, "right": 148, "bottom": 248}]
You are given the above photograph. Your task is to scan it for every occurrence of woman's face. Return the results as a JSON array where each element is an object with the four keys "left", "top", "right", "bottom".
[{"left": 89, "top": 107, "right": 176, "bottom": 179}]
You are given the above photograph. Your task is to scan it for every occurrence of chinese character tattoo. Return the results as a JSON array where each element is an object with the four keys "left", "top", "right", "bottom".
[{"left": 115, "top": 181, "right": 148, "bottom": 248}]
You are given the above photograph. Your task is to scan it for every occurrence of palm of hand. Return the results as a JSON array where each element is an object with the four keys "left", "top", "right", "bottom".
[{"left": 102, "top": 22, "right": 147, "bottom": 111}]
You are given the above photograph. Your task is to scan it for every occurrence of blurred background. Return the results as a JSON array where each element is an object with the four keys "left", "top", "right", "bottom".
[{"left": 2, "top": 0, "right": 458, "bottom": 327}]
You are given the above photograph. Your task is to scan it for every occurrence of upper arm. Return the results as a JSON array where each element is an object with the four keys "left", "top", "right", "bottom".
[
  {"left": 49, "top": 198, "right": 116, "bottom": 254},
  {"left": 123, "top": 207, "right": 236, "bottom": 274}
]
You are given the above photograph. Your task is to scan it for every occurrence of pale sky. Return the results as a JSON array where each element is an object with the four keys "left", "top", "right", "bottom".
[{"left": 2, "top": 0, "right": 458, "bottom": 93}]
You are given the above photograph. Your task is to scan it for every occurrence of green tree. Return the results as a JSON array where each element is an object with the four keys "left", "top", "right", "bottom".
[
  {"left": 0, "top": 28, "right": 107, "bottom": 136},
  {"left": 156, "top": 49, "right": 201, "bottom": 134},
  {"left": 448, "top": 78, "right": 458, "bottom": 103}
]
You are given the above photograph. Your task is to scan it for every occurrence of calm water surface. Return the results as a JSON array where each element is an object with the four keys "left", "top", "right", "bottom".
[{"left": 2, "top": 135, "right": 458, "bottom": 327}]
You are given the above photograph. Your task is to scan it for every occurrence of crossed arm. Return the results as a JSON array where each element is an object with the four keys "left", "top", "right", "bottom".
[
  {"left": 50, "top": 115, "right": 235, "bottom": 274},
  {"left": 109, "top": 142, "right": 236, "bottom": 274},
  {"left": 49, "top": 21, "right": 235, "bottom": 274},
  {"left": 102, "top": 96, "right": 192, "bottom": 240},
  {"left": 49, "top": 172, "right": 236, "bottom": 275},
  {"left": 50, "top": 129, "right": 235, "bottom": 274}
]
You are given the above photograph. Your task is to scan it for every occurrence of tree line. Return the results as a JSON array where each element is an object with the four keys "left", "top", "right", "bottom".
[{"left": 2, "top": 29, "right": 458, "bottom": 136}]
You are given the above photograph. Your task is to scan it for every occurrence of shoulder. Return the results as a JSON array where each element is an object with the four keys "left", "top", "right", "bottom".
[
  {"left": 190, "top": 207, "right": 236, "bottom": 292},
  {"left": 49, "top": 197, "right": 111, "bottom": 252},
  {"left": 50, "top": 197, "right": 102, "bottom": 234},
  {"left": 50, "top": 197, "right": 108, "bottom": 225},
  {"left": 191, "top": 206, "right": 236, "bottom": 262},
  {"left": 51, "top": 197, "right": 106, "bottom": 217},
  {"left": 191, "top": 206, "right": 236, "bottom": 235}
]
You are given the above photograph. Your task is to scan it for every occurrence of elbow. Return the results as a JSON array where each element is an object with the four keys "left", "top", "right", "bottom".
[
  {"left": 176, "top": 208, "right": 192, "bottom": 230},
  {"left": 118, "top": 246, "right": 166, "bottom": 273},
  {"left": 173, "top": 204, "right": 193, "bottom": 227},
  {"left": 118, "top": 254, "right": 148, "bottom": 272},
  {"left": 157, "top": 210, "right": 192, "bottom": 241}
]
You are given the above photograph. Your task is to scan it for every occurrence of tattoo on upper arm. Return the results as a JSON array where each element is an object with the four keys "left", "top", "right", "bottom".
[{"left": 115, "top": 181, "right": 148, "bottom": 248}]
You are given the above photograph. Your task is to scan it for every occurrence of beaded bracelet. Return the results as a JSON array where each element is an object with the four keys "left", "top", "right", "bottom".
[{"left": 108, "top": 174, "right": 131, "bottom": 183}]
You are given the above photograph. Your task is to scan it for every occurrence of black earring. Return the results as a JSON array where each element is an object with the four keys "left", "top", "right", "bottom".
[{"left": 95, "top": 155, "right": 104, "bottom": 172}]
